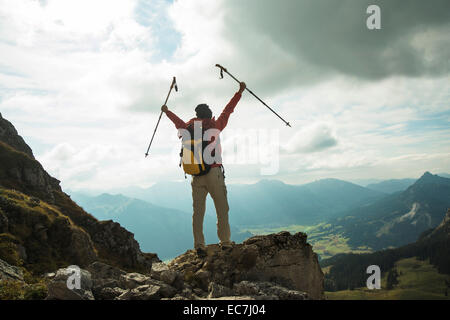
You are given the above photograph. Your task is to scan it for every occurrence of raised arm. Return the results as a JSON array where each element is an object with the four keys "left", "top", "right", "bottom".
[
  {"left": 162, "top": 105, "right": 187, "bottom": 129},
  {"left": 215, "top": 82, "right": 246, "bottom": 131}
]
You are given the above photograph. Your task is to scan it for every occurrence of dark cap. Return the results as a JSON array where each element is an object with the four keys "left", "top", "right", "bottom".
[{"left": 195, "top": 104, "right": 212, "bottom": 119}]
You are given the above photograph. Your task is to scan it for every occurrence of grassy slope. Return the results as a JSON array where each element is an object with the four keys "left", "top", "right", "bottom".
[
  {"left": 325, "top": 257, "right": 450, "bottom": 300},
  {"left": 0, "top": 187, "right": 96, "bottom": 274}
]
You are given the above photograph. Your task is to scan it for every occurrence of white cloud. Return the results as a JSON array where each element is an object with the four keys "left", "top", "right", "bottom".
[
  {"left": 0, "top": 0, "right": 449, "bottom": 191},
  {"left": 283, "top": 123, "right": 338, "bottom": 154}
]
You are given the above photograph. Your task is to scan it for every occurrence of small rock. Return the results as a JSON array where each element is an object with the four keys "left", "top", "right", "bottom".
[
  {"left": 116, "top": 284, "right": 161, "bottom": 300},
  {"left": 91, "top": 278, "right": 122, "bottom": 299},
  {"left": 233, "top": 281, "right": 261, "bottom": 296},
  {"left": 193, "top": 270, "right": 210, "bottom": 291},
  {"left": 208, "top": 282, "right": 233, "bottom": 298},
  {"left": 119, "top": 272, "right": 150, "bottom": 289},
  {"left": 0, "top": 258, "right": 24, "bottom": 281},
  {"left": 150, "top": 262, "right": 169, "bottom": 280},
  {"left": 96, "top": 287, "right": 126, "bottom": 300},
  {"left": 44, "top": 272, "right": 56, "bottom": 279},
  {"left": 169, "top": 295, "right": 189, "bottom": 300},
  {"left": 159, "top": 283, "right": 177, "bottom": 298},
  {"left": 160, "top": 269, "right": 178, "bottom": 285},
  {"left": 193, "top": 288, "right": 206, "bottom": 297},
  {"left": 179, "top": 288, "right": 194, "bottom": 299}
]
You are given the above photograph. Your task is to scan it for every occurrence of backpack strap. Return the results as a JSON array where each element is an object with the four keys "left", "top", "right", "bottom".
[{"left": 220, "top": 164, "right": 225, "bottom": 180}]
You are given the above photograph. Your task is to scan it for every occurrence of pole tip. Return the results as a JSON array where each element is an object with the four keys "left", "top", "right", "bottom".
[
  {"left": 145, "top": 153, "right": 148, "bottom": 157},
  {"left": 286, "top": 122, "right": 291, "bottom": 127}
]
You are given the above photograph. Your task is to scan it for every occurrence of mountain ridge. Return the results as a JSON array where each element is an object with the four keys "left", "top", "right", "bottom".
[
  {"left": 70, "top": 191, "right": 252, "bottom": 260},
  {"left": 322, "top": 208, "right": 450, "bottom": 292},
  {"left": 97, "top": 177, "right": 385, "bottom": 227},
  {"left": 323, "top": 172, "right": 450, "bottom": 251},
  {"left": 0, "top": 115, "right": 159, "bottom": 273}
]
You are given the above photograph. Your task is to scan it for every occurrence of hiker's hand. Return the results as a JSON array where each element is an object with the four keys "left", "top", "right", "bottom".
[
  {"left": 239, "top": 82, "right": 246, "bottom": 94},
  {"left": 161, "top": 105, "right": 168, "bottom": 113}
]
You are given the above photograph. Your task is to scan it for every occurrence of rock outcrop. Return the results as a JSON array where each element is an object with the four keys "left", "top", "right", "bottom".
[
  {"left": 169, "top": 231, "right": 324, "bottom": 299},
  {"left": 46, "top": 266, "right": 94, "bottom": 300},
  {"left": 0, "top": 114, "right": 159, "bottom": 272},
  {"left": 0, "top": 112, "right": 34, "bottom": 159},
  {"left": 0, "top": 189, "right": 98, "bottom": 273},
  {"left": 0, "top": 258, "right": 24, "bottom": 281},
  {"left": 45, "top": 232, "right": 324, "bottom": 300}
]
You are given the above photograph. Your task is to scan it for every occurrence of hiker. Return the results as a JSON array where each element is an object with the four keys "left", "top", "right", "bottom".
[{"left": 161, "top": 82, "right": 246, "bottom": 255}]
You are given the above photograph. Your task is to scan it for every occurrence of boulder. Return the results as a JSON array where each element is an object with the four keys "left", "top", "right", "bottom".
[
  {"left": 150, "top": 262, "right": 169, "bottom": 280},
  {"left": 160, "top": 269, "right": 179, "bottom": 286},
  {"left": 169, "top": 231, "right": 324, "bottom": 299},
  {"left": 46, "top": 266, "right": 94, "bottom": 300},
  {"left": 193, "top": 270, "right": 210, "bottom": 291},
  {"left": 86, "top": 261, "right": 127, "bottom": 300},
  {"left": 119, "top": 272, "right": 151, "bottom": 289},
  {"left": 0, "top": 258, "right": 24, "bottom": 281}
]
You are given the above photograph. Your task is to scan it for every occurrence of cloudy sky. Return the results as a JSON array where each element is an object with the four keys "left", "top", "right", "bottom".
[{"left": 0, "top": 0, "right": 449, "bottom": 192}]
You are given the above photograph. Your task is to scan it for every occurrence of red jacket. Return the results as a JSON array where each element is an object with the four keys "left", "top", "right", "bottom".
[{"left": 165, "top": 92, "right": 242, "bottom": 167}]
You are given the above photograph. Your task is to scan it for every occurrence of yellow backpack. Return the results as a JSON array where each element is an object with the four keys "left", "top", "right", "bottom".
[{"left": 179, "top": 124, "right": 211, "bottom": 176}]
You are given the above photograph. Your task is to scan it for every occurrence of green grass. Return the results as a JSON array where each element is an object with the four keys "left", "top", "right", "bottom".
[
  {"left": 325, "top": 257, "right": 450, "bottom": 300},
  {"left": 0, "top": 187, "right": 92, "bottom": 274}
]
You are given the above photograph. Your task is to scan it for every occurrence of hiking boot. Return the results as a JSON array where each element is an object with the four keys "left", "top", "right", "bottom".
[
  {"left": 220, "top": 241, "right": 234, "bottom": 251},
  {"left": 195, "top": 247, "right": 207, "bottom": 258}
]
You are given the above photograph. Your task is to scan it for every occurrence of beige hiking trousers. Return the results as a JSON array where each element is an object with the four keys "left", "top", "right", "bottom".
[{"left": 191, "top": 166, "right": 230, "bottom": 249}]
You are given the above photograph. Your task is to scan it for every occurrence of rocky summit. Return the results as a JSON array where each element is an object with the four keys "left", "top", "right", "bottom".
[
  {"left": 43, "top": 231, "right": 323, "bottom": 300},
  {"left": 169, "top": 231, "right": 324, "bottom": 300}
]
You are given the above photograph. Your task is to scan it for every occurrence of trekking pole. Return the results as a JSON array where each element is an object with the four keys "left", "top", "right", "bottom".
[
  {"left": 215, "top": 64, "right": 291, "bottom": 127},
  {"left": 145, "top": 77, "right": 178, "bottom": 157}
]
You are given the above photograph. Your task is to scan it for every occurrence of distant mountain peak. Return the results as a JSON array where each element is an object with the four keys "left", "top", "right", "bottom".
[
  {"left": 257, "top": 179, "right": 286, "bottom": 186},
  {"left": 414, "top": 171, "right": 449, "bottom": 186}
]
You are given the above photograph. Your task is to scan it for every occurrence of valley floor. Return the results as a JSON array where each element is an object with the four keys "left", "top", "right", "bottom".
[{"left": 325, "top": 257, "right": 450, "bottom": 300}]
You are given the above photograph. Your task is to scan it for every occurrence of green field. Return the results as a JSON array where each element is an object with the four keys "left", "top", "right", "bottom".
[
  {"left": 325, "top": 257, "right": 450, "bottom": 300},
  {"left": 240, "top": 223, "right": 372, "bottom": 260}
]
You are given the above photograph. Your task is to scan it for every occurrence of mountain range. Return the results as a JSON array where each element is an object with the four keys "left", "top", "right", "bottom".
[
  {"left": 70, "top": 192, "right": 251, "bottom": 260},
  {"left": 319, "top": 172, "right": 450, "bottom": 251},
  {"left": 76, "top": 178, "right": 387, "bottom": 227},
  {"left": 69, "top": 178, "right": 389, "bottom": 260},
  {"left": 70, "top": 172, "right": 450, "bottom": 261},
  {"left": 365, "top": 178, "right": 417, "bottom": 194}
]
